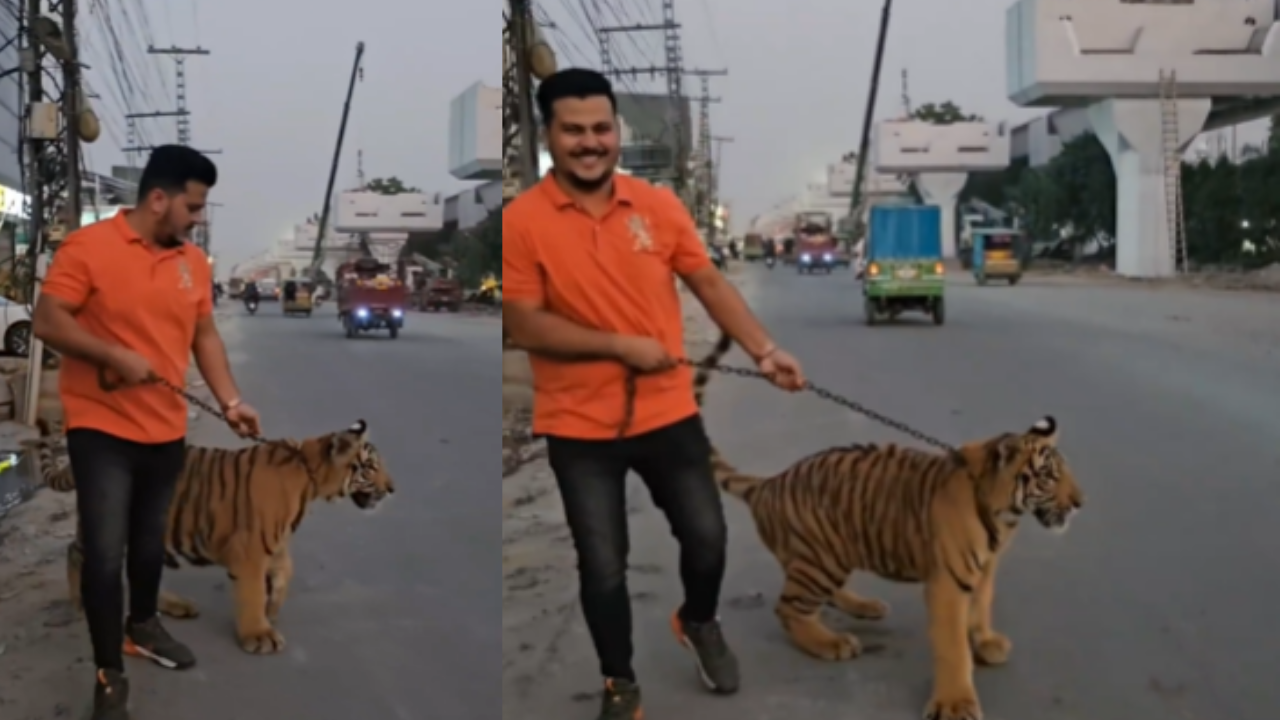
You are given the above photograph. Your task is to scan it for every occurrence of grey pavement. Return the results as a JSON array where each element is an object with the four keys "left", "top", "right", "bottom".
[
  {"left": 126, "top": 302, "right": 499, "bottom": 720},
  {"left": 509, "top": 266, "right": 1280, "bottom": 719}
]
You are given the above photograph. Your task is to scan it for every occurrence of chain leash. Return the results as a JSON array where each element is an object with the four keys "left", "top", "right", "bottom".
[
  {"left": 619, "top": 359, "right": 956, "bottom": 453},
  {"left": 98, "top": 368, "right": 272, "bottom": 445}
]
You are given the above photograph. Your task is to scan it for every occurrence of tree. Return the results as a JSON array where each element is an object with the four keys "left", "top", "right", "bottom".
[
  {"left": 451, "top": 211, "right": 500, "bottom": 286},
  {"left": 910, "top": 101, "right": 982, "bottom": 125},
  {"left": 364, "top": 176, "right": 421, "bottom": 195}
]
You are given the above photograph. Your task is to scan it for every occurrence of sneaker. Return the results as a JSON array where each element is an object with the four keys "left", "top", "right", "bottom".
[
  {"left": 671, "top": 611, "right": 740, "bottom": 694},
  {"left": 124, "top": 616, "right": 196, "bottom": 670},
  {"left": 91, "top": 668, "right": 130, "bottom": 720},
  {"left": 598, "top": 678, "right": 642, "bottom": 720}
]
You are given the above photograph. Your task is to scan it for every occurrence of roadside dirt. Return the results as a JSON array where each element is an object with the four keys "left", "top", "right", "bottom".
[
  {"left": 500, "top": 282, "right": 723, "bottom": 704},
  {"left": 1027, "top": 260, "right": 1280, "bottom": 293}
]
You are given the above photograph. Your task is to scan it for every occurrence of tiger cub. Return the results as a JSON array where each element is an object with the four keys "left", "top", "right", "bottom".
[
  {"left": 24, "top": 419, "right": 394, "bottom": 654},
  {"left": 693, "top": 333, "right": 1083, "bottom": 720}
]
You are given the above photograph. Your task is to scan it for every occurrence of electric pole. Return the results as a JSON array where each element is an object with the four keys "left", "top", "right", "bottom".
[
  {"left": 687, "top": 70, "right": 724, "bottom": 238},
  {"left": 122, "top": 47, "right": 221, "bottom": 160},
  {"left": 21, "top": 0, "right": 101, "bottom": 426},
  {"left": 506, "top": 0, "right": 541, "bottom": 198},
  {"left": 708, "top": 135, "right": 732, "bottom": 246}
]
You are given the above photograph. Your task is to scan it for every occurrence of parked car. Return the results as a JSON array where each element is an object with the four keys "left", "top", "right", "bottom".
[{"left": 0, "top": 297, "right": 32, "bottom": 356}]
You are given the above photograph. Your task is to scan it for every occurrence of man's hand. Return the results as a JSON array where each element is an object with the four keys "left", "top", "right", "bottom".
[
  {"left": 105, "top": 347, "right": 155, "bottom": 386},
  {"left": 613, "top": 336, "right": 676, "bottom": 373},
  {"left": 757, "top": 348, "right": 805, "bottom": 391},
  {"left": 223, "top": 401, "right": 261, "bottom": 439}
]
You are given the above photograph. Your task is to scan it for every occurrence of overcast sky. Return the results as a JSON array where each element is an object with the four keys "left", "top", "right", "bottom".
[
  {"left": 541, "top": 0, "right": 1264, "bottom": 230},
  {"left": 80, "top": 0, "right": 494, "bottom": 274}
]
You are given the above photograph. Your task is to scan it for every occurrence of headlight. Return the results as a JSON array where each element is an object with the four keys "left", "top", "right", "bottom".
[
  {"left": 822, "top": 253, "right": 833, "bottom": 261},
  {"left": 800, "top": 254, "right": 811, "bottom": 262},
  {"left": 391, "top": 308, "right": 403, "bottom": 317},
  {"left": 356, "top": 307, "right": 368, "bottom": 318}
]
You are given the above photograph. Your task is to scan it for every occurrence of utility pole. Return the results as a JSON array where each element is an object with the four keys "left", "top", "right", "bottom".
[
  {"left": 708, "top": 135, "right": 732, "bottom": 246},
  {"left": 22, "top": 0, "right": 98, "bottom": 426},
  {"left": 506, "top": 0, "right": 540, "bottom": 197},
  {"left": 687, "top": 70, "right": 724, "bottom": 236},
  {"left": 122, "top": 48, "right": 220, "bottom": 161},
  {"left": 599, "top": 8, "right": 704, "bottom": 204}
]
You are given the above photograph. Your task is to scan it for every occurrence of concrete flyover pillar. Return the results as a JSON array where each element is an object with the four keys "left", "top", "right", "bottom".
[
  {"left": 1086, "top": 98, "right": 1211, "bottom": 278},
  {"left": 915, "top": 172, "right": 968, "bottom": 259}
]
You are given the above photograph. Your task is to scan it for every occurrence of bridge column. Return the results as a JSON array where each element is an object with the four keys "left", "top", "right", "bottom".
[
  {"left": 1086, "top": 98, "right": 1211, "bottom": 278},
  {"left": 915, "top": 172, "right": 968, "bottom": 258}
]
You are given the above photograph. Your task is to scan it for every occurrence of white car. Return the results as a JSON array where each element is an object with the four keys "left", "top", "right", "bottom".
[{"left": 0, "top": 297, "right": 32, "bottom": 357}]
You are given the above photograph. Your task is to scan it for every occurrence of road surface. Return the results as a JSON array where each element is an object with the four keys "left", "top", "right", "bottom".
[
  {"left": 127, "top": 303, "right": 499, "bottom": 719},
  {"left": 504, "top": 265, "right": 1280, "bottom": 720}
]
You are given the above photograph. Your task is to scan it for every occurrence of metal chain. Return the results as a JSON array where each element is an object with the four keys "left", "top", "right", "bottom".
[
  {"left": 618, "top": 358, "right": 956, "bottom": 452},
  {"left": 150, "top": 377, "right": 272, "bottom": 446}
]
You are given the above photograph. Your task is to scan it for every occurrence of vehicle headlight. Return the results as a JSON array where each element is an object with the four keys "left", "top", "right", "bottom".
[
  {"left": 356, "top": 307, "right": 369, "bottom": 318},
  {"left": 392, "top": 308, "right": 402, "bottom": 317},
  {"left": 822, "top": 253, "right": 833, "bottom": 261},
  {"left": 800, "top": 253, "right": 811, "bottom": 262}
]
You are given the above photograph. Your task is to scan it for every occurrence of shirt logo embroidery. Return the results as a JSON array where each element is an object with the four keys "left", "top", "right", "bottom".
[
  {"left": 628, "top": 214, "right": 654, "bottom": 252},
  {"left": 177, "top": 258, "right": 193, "bottom": 290}
]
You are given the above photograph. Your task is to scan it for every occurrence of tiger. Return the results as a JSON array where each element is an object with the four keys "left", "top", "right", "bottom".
[
  {"left": 22, "top": 418, "right": 395, "bottom": 655},
  {"left": 692, "top": 333, "right": 1083, "bottom": 720}
]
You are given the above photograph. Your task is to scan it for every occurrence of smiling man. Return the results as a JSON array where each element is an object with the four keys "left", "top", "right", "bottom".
[{"left": 503, "top": 69, "right": 805, "bottom": 719}]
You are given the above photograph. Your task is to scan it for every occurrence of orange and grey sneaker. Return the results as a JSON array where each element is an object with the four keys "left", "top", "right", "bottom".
[
  {"left": 598, "top": 677, "right": 643, "bottom": 720},
  {"left": 91, "top": 668, "right": 130, "bottom": 720},
  {"left": 123, "top": 616, "right": 196, "bottom": 670},
  {"left": 671, "top": 611, "right": 740, "bottom": 694}
]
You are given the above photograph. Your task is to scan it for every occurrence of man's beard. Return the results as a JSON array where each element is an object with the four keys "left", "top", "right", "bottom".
[
  {"left": 556, "top": 153, "right": 614, "bottom": 193},
  {"left": 155, "top": 223, "right": 188, "bottom": 248}
]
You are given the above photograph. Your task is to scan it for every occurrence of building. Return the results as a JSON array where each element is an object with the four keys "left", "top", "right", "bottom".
[
  {"left": 443, "top": 180, "right": 501, "bottom": 230},
  {"left": 615, "top": 92, "right": 692, "bottom": 186}
]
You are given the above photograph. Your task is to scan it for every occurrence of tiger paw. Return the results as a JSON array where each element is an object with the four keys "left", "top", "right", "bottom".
[
  {"left": 972, "top": 632, "right": 1012, "bottom": 666},
  {"left": 238, "top": 627, "right": 286, "bottom": 655},
  {"left": 818, "top": 632, "right": 863, "bottom": 661},
  {"left": 159, "top": 593, "right": 200, "bottom": 619},
  {"left": 832, "top": 590, "right": 889, "bottom": 621},
  {"left": 922, "top": 691, "right": 982, "bottom": 720}
]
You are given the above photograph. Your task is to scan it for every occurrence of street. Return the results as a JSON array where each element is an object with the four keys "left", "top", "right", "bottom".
[
  {"left": 504, "top": 265, "right": 1280, "bottom": 719},
  {"left": 0, "top": 303, "right": 500, "bottom": 720}
]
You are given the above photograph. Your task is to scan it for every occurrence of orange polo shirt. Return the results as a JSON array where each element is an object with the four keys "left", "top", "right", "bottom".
[
  {"left": 41, "top": 211, "right": 213, "bottom": 444},
  {"left": 503, "top": 174, "right": 713, "bottom": 439}
]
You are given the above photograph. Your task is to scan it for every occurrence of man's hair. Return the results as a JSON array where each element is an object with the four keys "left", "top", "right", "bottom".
[
  {"left": 536, "top": 68, "right": 616, "bottom": 127},
  {"left": 137, "top": 145, "right": 218, "bottom": 198}
]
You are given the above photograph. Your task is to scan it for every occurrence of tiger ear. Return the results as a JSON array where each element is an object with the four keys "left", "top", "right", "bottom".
[
  {"left": 348, "top": 419, "right": 368, "bottom": 438},
  {"left": 1027, "top": 416, "right": 1058, "bottom": 445}
]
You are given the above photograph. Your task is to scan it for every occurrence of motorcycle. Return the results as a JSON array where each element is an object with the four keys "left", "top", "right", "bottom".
[
  {"left": 244, "top": 299, "right": 259, "bottom": 315},
  {"left": 765, "top": 256, "right": 776, "bottom": 270}
]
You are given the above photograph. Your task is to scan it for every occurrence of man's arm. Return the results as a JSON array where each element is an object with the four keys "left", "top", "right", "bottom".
[
  {"left": 663, "top": 192, "right": 777, "bottom": 360},
  {"left": 192, "top": 315, "right": 241, "bottom": 408},
  {"left": 32, "top": 237, "right": 122, "bottom": 366},
  {"left": 501, "top": 212, "right": 621, "bottom": 361}
]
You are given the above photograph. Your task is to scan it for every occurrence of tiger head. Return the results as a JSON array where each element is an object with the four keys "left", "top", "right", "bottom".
[
  {"left": 318, "top": 420, "right": 395, "bottom": 510},
  {"left": 962, "top": 416, "right": 1082, "bottom": 533}
]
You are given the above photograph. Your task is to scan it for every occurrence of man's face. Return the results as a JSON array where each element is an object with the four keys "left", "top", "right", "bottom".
[
  {"left": 145, "top": 181, "right": 208, "bottom": 247},
  {"left": 545, "top": 96, "right": 619, "bottom": 191}
]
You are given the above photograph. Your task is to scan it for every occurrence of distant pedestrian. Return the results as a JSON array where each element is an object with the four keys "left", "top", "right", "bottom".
[{"left": 503, "top": 68, "right": 805, "bottom": 720}]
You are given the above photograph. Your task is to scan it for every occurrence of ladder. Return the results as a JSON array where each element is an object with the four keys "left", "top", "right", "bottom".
[{"left": 1159, "top": 70, "right": 1187, "bottom": 274}]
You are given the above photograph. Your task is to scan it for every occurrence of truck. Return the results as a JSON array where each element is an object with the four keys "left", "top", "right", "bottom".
[
  {"left": 862, "top": 205, "right": 946, "bottom": 325},
  {"left": 794, "top": 211, "right": 840, "bottom": 274},
  {"left": 336, "top": 258, "right": 408, "bottom": 339},
  {"left": 742, "top": 233, "right": 765, "bottom": 261}
]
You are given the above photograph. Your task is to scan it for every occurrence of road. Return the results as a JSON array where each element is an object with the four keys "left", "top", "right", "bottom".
[
  {"left": 505, "top": 265, "right": 1280, "bottom": 720},
  {"left": 128, "top": 302, "right": 499, "bottom": 720}
]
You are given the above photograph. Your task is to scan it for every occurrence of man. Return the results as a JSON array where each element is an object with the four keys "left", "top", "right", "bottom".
[
  {"left": 32, "top": 145, "right": 261, "bottom": 720},
  {"left": 503, "top": 69, "right": 805, "bottom": 720}
]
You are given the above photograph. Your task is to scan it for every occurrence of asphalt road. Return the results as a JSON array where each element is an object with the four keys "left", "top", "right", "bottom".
[
  {"left": 514, "top": 265, "right": 1280, "bottom": 720},
  {"left": 125, "top": 302, "right": 499, "bottom": 720}
]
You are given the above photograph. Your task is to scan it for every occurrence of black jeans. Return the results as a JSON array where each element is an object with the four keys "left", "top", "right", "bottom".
[
  {"left": 67, "top": 429, "right": 186, "bottom": 671},
  {"left": 547, "top": 414, "right": 728, "bottom": 681}
]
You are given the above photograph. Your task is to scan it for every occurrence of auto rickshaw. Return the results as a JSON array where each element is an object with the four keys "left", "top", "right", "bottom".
[
  {"left": 862, "top": 205, "right": 946, "bottom": 326},
  {"left": 282, "top": 279, "right": 314, "bottom": 317},
  {"left": 971, "top": 228, "right": 1024, "bottom": 286}
]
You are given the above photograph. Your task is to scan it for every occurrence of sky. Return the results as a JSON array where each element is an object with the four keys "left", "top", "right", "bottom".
[
  {"left": 540, "top": 0, "right": 1267, "bottom": 231},
  {"left": 79, "top": 0, "right": 495, "bottom": 275}
]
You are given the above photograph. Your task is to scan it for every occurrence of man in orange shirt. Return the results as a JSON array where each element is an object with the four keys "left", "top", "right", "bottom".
[
  {"left": 32, "top": 146, "right": 260, "bottom": 720},
  {"left": 504, "top": 69, "right": 804, "bottom": 720}
]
